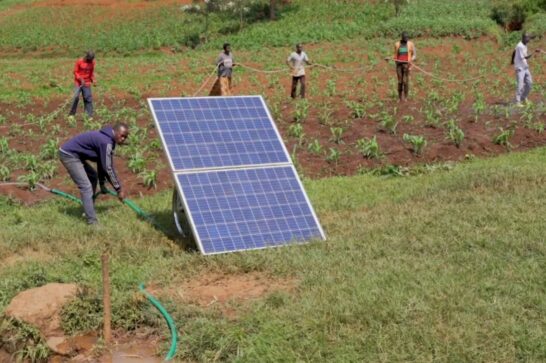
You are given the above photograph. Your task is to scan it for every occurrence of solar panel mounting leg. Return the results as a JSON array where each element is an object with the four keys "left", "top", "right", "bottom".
[{"left": 172, "top": 188, "right": 192, "bottom": 238}]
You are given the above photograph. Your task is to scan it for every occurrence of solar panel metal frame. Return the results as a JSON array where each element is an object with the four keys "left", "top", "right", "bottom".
[{"left": 147, "top": 96, "right": 325, "bottom": 255}]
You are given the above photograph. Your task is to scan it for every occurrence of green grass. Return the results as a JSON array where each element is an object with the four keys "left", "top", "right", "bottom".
[
  {"left": 1, "top": 148, "right": 546, "bottom": 361},
  {"left": 0, "top": 1, "right": 387, "bottom": 54},
  {"left": 2, "top": 0, "right": 543, "bottom": 55},
  {"left": 0, "top": 0, "right": 36, "bottom": 12}
]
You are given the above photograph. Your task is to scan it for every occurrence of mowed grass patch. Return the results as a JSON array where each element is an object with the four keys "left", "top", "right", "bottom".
[{"left": 1, "top": 149, "right": 546, "bottom": 361}]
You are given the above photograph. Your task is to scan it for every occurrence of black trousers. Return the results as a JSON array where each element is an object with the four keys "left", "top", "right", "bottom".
[{"left": 291, "top": 76, "right": 306, "bottom": 98}]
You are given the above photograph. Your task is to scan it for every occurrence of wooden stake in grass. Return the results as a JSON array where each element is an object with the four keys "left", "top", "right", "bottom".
[{"left": 101, "top": 252, "right": 112, "bottom": 344}]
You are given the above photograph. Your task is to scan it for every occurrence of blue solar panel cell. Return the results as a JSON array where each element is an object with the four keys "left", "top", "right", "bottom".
[
  {"left": 149, "top": 97, "right": 288, "bottom": 171},
  {"left": 176, "top": 166, "right": 323, "bottom": 254}
]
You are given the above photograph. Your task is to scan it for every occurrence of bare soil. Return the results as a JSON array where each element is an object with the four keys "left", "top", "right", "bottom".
[
  {"left": 1, "top": 95, "right": 545, "bottom": 204},
  {"left": 1, "top": 38, "right": 545, "bottom": 204},
  {"left": 150, "top": 271, "right": 296, "bottom": 319},
  {"left": 48, "top": 330, "right": 161, "bottom": 363}
]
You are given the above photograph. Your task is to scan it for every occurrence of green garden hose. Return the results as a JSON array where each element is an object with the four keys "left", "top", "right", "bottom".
[
  {"left": 139, "top": 283, "right": 178, "bottom": 361},
  {"left": 49, "top": 187, "right": 152, "bottom": 223},
  {"left": 0, "top": 182, "right": 153, "bottom": 225},
  {"left": 94, "top": 189, "right": 161, "bottom": 228},
  {"left": 2, "top": 181, "right": 176, "bottom": 358},
  {"left": 50, "top": 188, "right": 83, "bottom": 205}
]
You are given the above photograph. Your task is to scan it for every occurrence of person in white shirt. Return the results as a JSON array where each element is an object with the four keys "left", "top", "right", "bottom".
[
  {"left": 513, "top": 33, "right": 539, "bottom": 107},
  {"left": 286, "top": 44, "right": 311, "bottom": 99},
  {"left": 210, "top": 43, "right": 236, "bottom": 96}
]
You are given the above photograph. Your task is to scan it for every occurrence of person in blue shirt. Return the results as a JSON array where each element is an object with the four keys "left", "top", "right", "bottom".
[{"left": 59, "top": 123, "right": 129, "bottom": 225}]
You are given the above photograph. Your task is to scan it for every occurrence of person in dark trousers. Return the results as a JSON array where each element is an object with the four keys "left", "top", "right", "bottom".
[
  {"left": 392, "top": 32, "right": 416, "bottom": 102},
  {"left": 286, "top": 44, "right": 311, "bottom": 98},
  {"left": 59, "top": 123, "right": 129, "bottom": 225},
  {"left": 68, "top": 50, "right": 96, "bottom": 120}
]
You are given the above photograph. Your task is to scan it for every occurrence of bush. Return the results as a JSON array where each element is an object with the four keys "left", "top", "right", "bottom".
[
  {"left": 491, "top": 0, "right": 546, "bottom": 32},
  {"left": 491, "top": 1, "right": 526, "bottom": 30},
  {"left": 525, "top": 11, "right": 546, "bottom": 35}
]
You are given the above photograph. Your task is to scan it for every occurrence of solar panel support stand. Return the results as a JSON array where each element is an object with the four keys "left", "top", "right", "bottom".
[{"left": 172, "top": 188, "right": 192, "bottom": 238}]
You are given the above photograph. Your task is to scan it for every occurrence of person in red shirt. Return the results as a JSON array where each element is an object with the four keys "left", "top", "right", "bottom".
[
  {"left": 68, "top": 50, "right": 96, "bottom": 120},
  {"left": 391, "top": 32, "right": 416, "bottom": 102}
]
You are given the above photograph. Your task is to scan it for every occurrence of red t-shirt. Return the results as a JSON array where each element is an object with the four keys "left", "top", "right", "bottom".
[
  {"left": 74, "top": 58, "right": 95, "bottom": 86},
  {"left": 397, "top": 44, "right": 409, "bottom": 62}
]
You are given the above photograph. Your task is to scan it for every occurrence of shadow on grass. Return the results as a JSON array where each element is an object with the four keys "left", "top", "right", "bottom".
[
  {"left": 147, "top": 208, "right": 199, "bottom": 253},
  {"left": 58, "top": 204, "right": 198, "bottom": 252}
]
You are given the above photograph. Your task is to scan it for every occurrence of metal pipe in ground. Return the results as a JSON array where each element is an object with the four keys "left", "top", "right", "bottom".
[{"left": 101, "top": 252, "right": 112, "bottom": 344}]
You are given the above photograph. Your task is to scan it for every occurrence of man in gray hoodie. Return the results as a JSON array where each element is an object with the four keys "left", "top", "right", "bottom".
[{"left": 59, "top": 123, "right": 129, "bottom": 224}]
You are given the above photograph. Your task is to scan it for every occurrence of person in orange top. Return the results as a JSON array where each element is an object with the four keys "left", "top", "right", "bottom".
[
  {"left": 393, "top": 32, "right": 416, "bottom": 102},
  {"left": 68, "top": 50, "right": 96, "bottom": 120}
]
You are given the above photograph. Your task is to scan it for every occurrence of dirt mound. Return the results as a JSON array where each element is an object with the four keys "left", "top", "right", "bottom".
[
  {"left": 4, "top": 283, "right": 78, "bottom": 337},
  {"left": 4, "top": 283, "right": 79, "bottom": 355},
  {"left": 0, "top": 349, "right": 11, "bottom": 362}
]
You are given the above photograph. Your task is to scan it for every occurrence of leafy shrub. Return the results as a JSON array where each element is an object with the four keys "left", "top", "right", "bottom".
[
  {"left": 345, "top": 100, "right": 366, "bottom": 118},
  {"left": 139, "top": 170, "right": 158, "bottom": 189},
  {"left": 0, "top": 164, "right": 10, "bottom": 181},
  {"left": 493, "top": 127, "right": 515, "bottom": 149},
  {"left": 356, "top": 136, "right": 382, "bottom": 159},
  {"left": 403, "top": 133, "right": 427, "bottom": 156},
  {"left": 17, "top": 171, "right": 41, "bottom": 190},
  {"left": 491, "top": 0, "right": 546, "bottom": 32},
  {"left": 128, "top": 153, "right": 146, "bottom": 174},
  {"left": 0, "top": 318, "right": 50, "bottom": 362},
  {"left": 37, "top": 161, "right": 57, "bottom": 179},
  {"left": 379, "top": 111, "right": 398, "bottom": 134},
  {"left": 307, "top": 139, "right": 323, "bottom": 154},
  {"left": 293, "top": 100, "right": 309, "bottom": 123},
  {"left": 446, "top": 120, "right": 465, "bottom": 147},
  {"left": 424, "top": 107, "right": 442, "bottom": 128},
  {"left": 472, "top": 93, "right": 487, "bottom": 122},
  {"left": 318, "top": 106, "right": 334, "bottom": 126},
  {"left": 525, "top": 11, "right": 546, "bottom": 35},
  {"left": 330, "top": 127, "right": 345, "bottom": 144},
  {"left": 326, "top": 147, "right": 340, "bottom": 164},
  {"left": 288, "top": 123, "right": 304, "bottom": 139},
  {"left": 491, "top": 1, "right": 526, "bottom": 30},
  {"left": 326, "top": 80, "right": 336, "bottom": 97},
  {"left": 40, "top": 138, "right": 59, "bottom": 160},
  {"left": 0, "top": 137, "right": 9, "bottom": 155}
]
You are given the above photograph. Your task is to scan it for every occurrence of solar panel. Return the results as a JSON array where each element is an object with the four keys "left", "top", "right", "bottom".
[
  {"left": 175, "top": 166, "right": 324, "bottom": 254},
  {"left": 149, "top": 96, "right": 289, "bottom": 171},
  {"left": 148, "top": 96, "right": 325, "bottom": 255}
]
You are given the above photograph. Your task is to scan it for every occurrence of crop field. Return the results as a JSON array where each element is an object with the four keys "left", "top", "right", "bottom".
[
  {"left": 1, "top": 0, "right": 545, "bottom": 362},
  {"left": 1, "top": 37, "right": 545, "bottom": 200}
]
